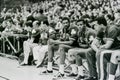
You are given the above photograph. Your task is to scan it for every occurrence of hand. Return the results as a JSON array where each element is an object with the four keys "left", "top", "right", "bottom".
[
  {"left": 48, "top": 39, "right": 56, "bottom": 45},
  {"left": 99, "top": 45, "right": 105, "bottom": 49}
]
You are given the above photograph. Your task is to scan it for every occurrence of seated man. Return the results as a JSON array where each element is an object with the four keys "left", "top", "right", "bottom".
[
  {"left": 88, "top": 18, "right": 120, "bottom": 80},
  {"left": 20, "top": 21, "right": 41, "bottom": 65},
  {"left": 85, "top": 17, "right": 108, "bottom": 80},
  {"left": 67, "top": 19, "right": 96, "bottom": 79},
  {"left": 106, "top": 19, "right": 120, "bottom": 80},
  {"left": 41, "top": 17, "right": 79, "bottom": 77},
  {"left": 32, "top": 21, "right": 49, "bottom": 67}
]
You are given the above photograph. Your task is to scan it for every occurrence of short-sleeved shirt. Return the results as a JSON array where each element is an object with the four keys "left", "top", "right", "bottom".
[
  {"left": 106, "top": 25, "right": 120, "bottom": 49},
  {"left": 68, "top": 26, "right": 79, "bottom": 47},
  {"left": 50, "top": 26, "right": 79, "bottom": 47},
  {"left": 30, "top": 29, "right": 41, "bottom": 43}
]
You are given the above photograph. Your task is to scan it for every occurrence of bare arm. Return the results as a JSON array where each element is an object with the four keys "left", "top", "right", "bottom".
[
  {"left": 49, "top": 39, "right": 74, "bottom": 45},
  {"left": 91, "top": 38, "right": 100, "bottom": 52},
  {"left": 100, "top": 40, "right": 113, "bottom": 49}
]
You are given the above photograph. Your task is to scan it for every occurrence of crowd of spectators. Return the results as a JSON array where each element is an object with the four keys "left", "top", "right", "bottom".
[{"left": 0, "top": 0, "right": 120, "bottom": 80}]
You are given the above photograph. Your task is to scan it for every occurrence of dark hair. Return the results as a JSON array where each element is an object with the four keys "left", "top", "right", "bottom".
[
  {"left": 35, "top": 21, "right": 41, "bottom": 26},
  {"left": 27, "top": 9, "right": 31, "bottom": 13},
  {"left": 25, "top": 20, "right": 33, "bottom": 27},
  {"left": 43, "top": 20, "right": 49, "bottom": 26},
  {"left": 7, "top": 19, "right": 14, "bottom": 24},
  {"left": 77, "top": 19, "right": 85, "bottom": 24},
  {"left": 59, "top": 16, "right": 62, "bottom": 19},
  {"left": 39, "top": 9, "right": 44, "bottom": 14},
  {"left": 96, "top": 17, "right": 107, "bottom": 26},
  {"left": 106, "top": 14, "right": 114, "bottom": 21},
  {"left": 62, "top": 17, "right": 70, "bottom": 23}
]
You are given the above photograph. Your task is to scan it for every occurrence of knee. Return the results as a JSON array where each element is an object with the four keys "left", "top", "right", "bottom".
[
  {"left": 48, "top": 44, "right": 54, "bottom": 49},
  {"left": 111, "top": 51, "right": 120, "bottom": 64},
  {"left": 23, "top": 41, "right": 27, "bottom": 45},
  {"left": 43, "top": 46, "right": 48, "bottom": 51},
  {"left": 111, "top": 54, "right": 118, "bottom": 59},
  {"left": 59, "top": 44, "right": 65, "bottom": 49},
  {"left": 59, "top": 44, "right": 65, "bottom": 51},
  {"left": 33, "top": 46, "right": 38, "bottom": 52},
  {"left": 68, "top": 49, "right": 75, "bottom": 56}
]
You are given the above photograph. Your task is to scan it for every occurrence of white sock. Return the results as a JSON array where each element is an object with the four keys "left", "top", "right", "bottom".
[
  {"left": 47, "top": 62, "right": 52, "bottom": 71},
  {"left": 108, "top": 74, "right": 115, "bottom": 80},
  {"left": 78, "top": 66, "right": 84, "bottom": 76},
  {"left": 59, "top": 65, "right": 64, "bottom": 74},
  {"left": 71, "top": 64, "right": 78, "bottom": 74}
]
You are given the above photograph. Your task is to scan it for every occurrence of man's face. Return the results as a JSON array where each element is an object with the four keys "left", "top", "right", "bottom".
[
  {"left": 94, "top": 21, "right": 106, "bottom": 33},
  {"left": 92, "top": 21, "right": 100, "bottom": 32},
  {"left": 7, "top": 21, "right": 12, "bottom": 28},
  {"left": 62, "top": 19, "right": 69, "bottom": 28},
  {"left": 77, "top": 21, "right": 84, "bottom": 29}
]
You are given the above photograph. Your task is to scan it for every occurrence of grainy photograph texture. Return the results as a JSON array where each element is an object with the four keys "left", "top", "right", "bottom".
[{"left": 0, "top": 0, "right": 120, "bottom": 80}]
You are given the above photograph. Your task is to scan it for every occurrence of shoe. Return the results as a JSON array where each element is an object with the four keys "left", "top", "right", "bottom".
[
  {"left": 85, "top": 77, "right": 98, "bottom": 80},
  {"left": 32, "top": 60, "right": 37, "bottom": 65},
  {"left": 36, "top": 62, "right": 43, "bottom": 68},
  {"left": 67, "top": 73, "right": 78, "bottom": 77},
  {"left": 41, "top": 70, "right": 53, "bottom": 74},
  {"left": 54, "top": 72, "right": 64, "bottom": 78},
  {"left": 36, "top": 64, "right": 43, "bottom": 68},
  {"left": 74, "top": 75, "right": 85, "bottom": 80},
  {"left": 20, "top": 62, "right": 28, "bottom": 66}
]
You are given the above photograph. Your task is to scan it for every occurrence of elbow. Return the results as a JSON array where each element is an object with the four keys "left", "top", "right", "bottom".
[
  {"left": 104, "top": 45, "right": 112, "bottom": 49},
  {"left": 69, "top": 41, "right": 74, "bottom": 45}
]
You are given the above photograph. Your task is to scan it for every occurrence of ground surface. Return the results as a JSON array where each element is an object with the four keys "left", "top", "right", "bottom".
[{"left": 0, "top": 57, "right": 74, "bottom": 80}]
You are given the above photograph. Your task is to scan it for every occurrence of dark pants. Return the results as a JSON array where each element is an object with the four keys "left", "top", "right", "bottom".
[
  {"left": 86, "top": 48, "right": 98, "bottom": 77},
  {"left": 68, "top": 48, "right": 88, "bottom": 66},
  {"left": 48, "top": 44, "right": 72, "bottom": 64}
]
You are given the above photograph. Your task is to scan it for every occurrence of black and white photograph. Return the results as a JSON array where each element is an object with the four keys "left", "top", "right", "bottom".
[{"left": 0, "top": 0, "right": 120, "bottom": 80}]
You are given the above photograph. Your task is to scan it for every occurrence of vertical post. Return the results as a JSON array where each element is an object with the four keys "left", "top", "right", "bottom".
[
  {"left": 0, "top": 0, "right": 3, "bottom": 12},
  {"left": 3, "top": 38, "right": 5, "bottom": 53},
  {"left": 0, "top": 0, "right": 2, "bottom": 13}
]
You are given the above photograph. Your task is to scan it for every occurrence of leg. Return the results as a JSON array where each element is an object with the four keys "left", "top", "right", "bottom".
[
  {"left": 33, "top": 45, "right": 42, "bottom": 61},
  {"left": 85, "top": 48, "right": 97, "bottom": 79},
  {"left": 22, "top": 40, "right": 38, "bottom": 65},
  {"left": 67, "top": 48, "right": 83, "bottom": 77},
  {"left": 22, "top": 41, "right": 31, "bottom": 64},
  {"left": 108, "top": 50, "right": 120, "bottom": 80},
  {"left": 36, "top": 45, "right": 48, "bottom": 67},
  {"left": 97, "top": 50, "right": 112, "bottom": 80},
  {"left": 68, "top": 48, "right": 88, "bottom": 79},
  {"left": 58, "top": 44, "right": 72, "bottom": 75},
  {"left": 42, "top": 44, "right": 58, "bottom": 73}
]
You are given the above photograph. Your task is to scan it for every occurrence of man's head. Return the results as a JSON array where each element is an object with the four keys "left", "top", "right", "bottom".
[
  {"left": 62, "top": 17, "right": 70, "bottom": 29},
  {"left": 6, "top": 19, "right": 13, "bottom": 28},
  {"left": 39, "top": 9, "right": 44, "bottom": 14},
  {"left": 76, "top": 19, "right": 85, "bottom": 29},
  {"left": 93, "top": 17, "right": 107, "bottom": 32},
  {"left": 32, "top": 21, "right": 40, "bottom": 28}
]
